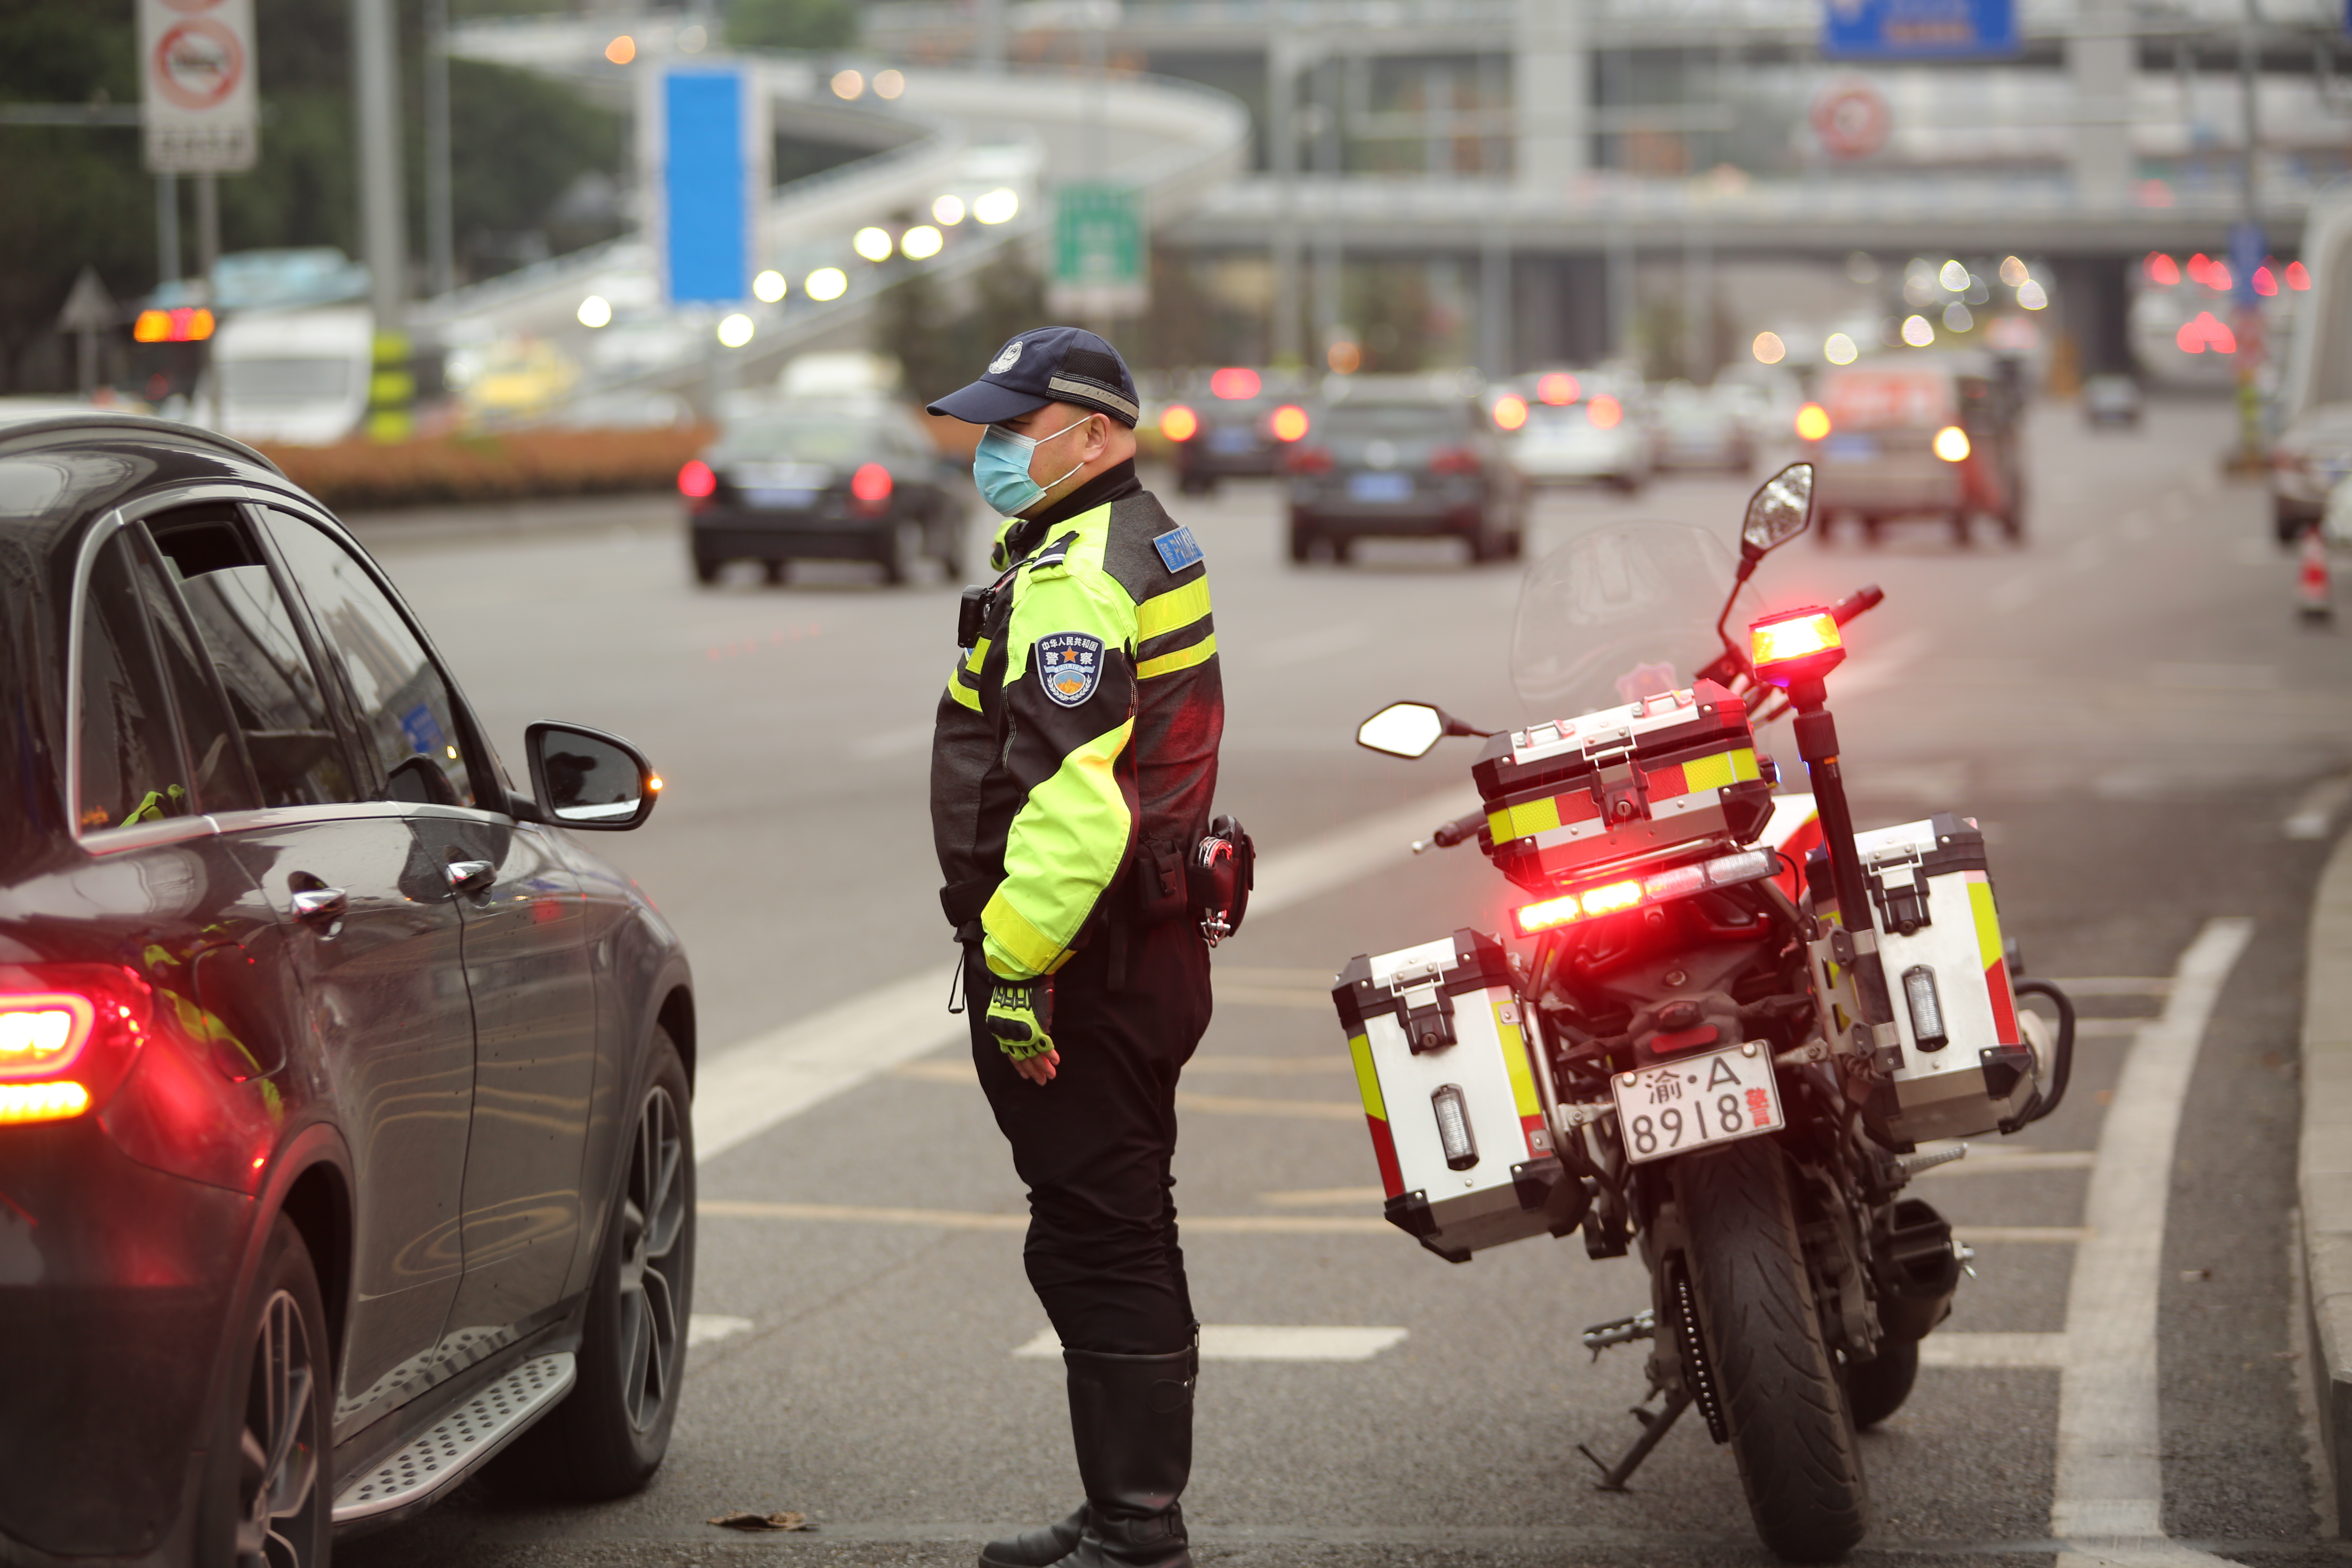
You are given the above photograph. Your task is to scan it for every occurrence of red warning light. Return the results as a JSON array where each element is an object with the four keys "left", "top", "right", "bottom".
[{"left": 1208, "top": 367, "right": 1261, "bottom": 401}]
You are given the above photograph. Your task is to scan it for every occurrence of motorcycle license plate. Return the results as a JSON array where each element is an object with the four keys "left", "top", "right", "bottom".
[{"left": 1610, "top": 1042, "right": 1784, "bottom": 1165}]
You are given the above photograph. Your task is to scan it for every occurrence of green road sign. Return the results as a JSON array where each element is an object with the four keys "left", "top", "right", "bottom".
[{"left": 1051, "top": 184, "right": 1147, "bottom": 316}]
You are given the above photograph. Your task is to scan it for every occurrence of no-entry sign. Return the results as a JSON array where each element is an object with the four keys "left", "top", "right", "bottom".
[{"left": 139, "top": 0, "right": 258, "bottom": 173}]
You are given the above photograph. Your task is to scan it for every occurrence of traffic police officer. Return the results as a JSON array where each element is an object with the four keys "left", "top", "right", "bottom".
[{"left": 927, "top": 327, "right": 1222, "bottom": 1568}]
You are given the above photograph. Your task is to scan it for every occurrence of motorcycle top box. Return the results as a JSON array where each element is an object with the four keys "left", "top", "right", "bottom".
[
  {"left": 1472, "top": 678, "right": 1776, "bottom": 895},
  {"left": 1331, "top": 929, "right": 1586, "bottom": 1263},
  {"left": 1810, "top": 811, "right": 2041, "bottom": 1148}
]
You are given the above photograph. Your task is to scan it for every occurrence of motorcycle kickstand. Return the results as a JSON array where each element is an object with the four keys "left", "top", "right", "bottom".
[{"left": 1575, "top": 1388, "right": 1694, "bottom": 1493}]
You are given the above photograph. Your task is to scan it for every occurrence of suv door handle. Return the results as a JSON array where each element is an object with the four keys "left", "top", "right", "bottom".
[
  {"left": 447, "top": 860, "right": 496, "bottom": 892},
  {"left": 290, "top": 886, "right": 348, "bottom": 923}
]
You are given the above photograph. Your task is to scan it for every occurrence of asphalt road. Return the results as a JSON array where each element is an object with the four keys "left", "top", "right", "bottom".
[{"left": 343, "top": 396, "right": 2346, "bottom": 1568}]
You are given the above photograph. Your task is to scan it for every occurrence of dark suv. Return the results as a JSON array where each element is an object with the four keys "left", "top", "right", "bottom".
[{"left": 0, "top": 414, "right": 697, "bottom": 1566}]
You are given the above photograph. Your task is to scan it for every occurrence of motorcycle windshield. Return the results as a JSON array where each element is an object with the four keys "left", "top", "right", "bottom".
[{"left": 1510, "top": 522, "right": 1762, "bottom": 720}]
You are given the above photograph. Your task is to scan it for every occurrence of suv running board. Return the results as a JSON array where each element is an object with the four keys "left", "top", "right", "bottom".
[{"left": 331, "top": 1351, "right": 576, "bottom": 1526}]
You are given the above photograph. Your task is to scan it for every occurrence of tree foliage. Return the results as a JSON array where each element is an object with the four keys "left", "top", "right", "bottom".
[
  {"left": 727, "top": 0, "right": 861, "bottom": 52},
  {"left": 0, "top": 0, "right": 621, "bottom": 390},
  {"left": 875, "top": 245, "right": 1048, "bottom": 408}
]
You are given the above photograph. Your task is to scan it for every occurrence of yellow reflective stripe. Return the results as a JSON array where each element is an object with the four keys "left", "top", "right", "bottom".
[
  {"left": 946, "top": 677, "right": 981, "bottom": 712},
  {"left": 1137, "top": 632, "right": 1216, "bottom": 679},
  {"left": 963, "top": 637, "right": 991, "bottom": 677},
  {"left": 982, "top": 894, "right": 1074, "bottom": 979},
  {"left": 1494, "top": 1004, "right": 1541, "bottom": 1119},
  {"left": 1488, "top": 793, "right": 1562, "bottom": 843},
  {"left": 1347, "top": 1032, "right": 1385, "bottom": 1121},
  {"left": 982, "top": 715, "right": 1136, "bottom": 980},
  {"left": 1967, "top": 874, "right": 2003, "bottom": 971},
  {"left": 1136, "top": 577, "right": 1212, "bottom": 642},
  {"left": 1676, "top": 746, "right": 1759, "bottom": 793}
]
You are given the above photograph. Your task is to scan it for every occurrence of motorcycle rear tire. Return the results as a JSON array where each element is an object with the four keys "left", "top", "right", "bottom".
[
  {"left": 1844, "top": 1336, "right": 1919, "bottom": 1430},
  {"left": 1680, "top": 1139, "right": 1869, "bottom": 1563}
]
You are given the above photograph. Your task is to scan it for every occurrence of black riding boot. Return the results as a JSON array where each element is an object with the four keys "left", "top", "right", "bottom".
[
  {"left": 1043, "top": 1343, "right": 1196, "bottom": 1568},
  {"left": 979, "top": 1505, "right": 1088, "bottom": 1568}
]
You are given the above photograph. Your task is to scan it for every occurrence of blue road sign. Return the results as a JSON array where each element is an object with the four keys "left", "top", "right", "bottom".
[
  {"left": 663, "top": 69, "right": 750, "bottom": 305},
  {"left": 1823, "top": 0, "right": 2019, "bottom": 60},
  {"left": 2230, "top": 221, "right": 2267, "bottom": 308}
]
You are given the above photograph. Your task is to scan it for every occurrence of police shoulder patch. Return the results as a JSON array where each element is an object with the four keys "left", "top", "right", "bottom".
[
  {"left": 1034, "top": 632, "right": 1106, "bottom": 707},
  {"left": 1152, "top": 526, "right": 1204, "bottom": 574}
]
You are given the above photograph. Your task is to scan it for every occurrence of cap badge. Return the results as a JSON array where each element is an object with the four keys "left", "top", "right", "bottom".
[{"left": 989, "top": 340, "right": 1025, "bottom": 374}]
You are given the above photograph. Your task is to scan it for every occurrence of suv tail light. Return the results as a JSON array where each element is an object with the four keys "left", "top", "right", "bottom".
[
  {"left": 1428, "top": 446, "right": 1482, "bottom": 474},
  {"left": 1289, "top": 445, "right": 1334, "bottom": 474},
  {"left": 678, "top": 460, "right": 718, "bottom": 505},
  {"left": 0, "top": 966, "right": 152, "bottom": 1125}
]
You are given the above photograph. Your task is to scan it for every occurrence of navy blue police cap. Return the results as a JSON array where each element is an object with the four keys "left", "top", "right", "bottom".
[{"left": 926, "top": 326, "right": 1140, "bottom": 429}]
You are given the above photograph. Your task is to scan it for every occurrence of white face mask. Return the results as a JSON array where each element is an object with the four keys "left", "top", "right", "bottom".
[{"left": 973, "top": 415, "right": 1091, "bottom": 516}]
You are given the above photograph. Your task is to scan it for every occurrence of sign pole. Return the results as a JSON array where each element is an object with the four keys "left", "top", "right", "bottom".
[
  {"left": 156, "top": 172, "right": 181, "bottom": 286},
  {"left": 351, "top": 0, "right": 412, "bottom": 441}
]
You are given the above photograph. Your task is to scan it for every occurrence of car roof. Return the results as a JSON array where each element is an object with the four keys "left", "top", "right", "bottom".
[{"left": 0, "top": 414, "right": 287, "bottom": 552}]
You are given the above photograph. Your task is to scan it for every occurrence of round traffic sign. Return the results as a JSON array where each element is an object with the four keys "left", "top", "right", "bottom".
[
  {"left": 1810, "top": 79, "right": 1890, "bottom": 161},
  {"left": 151, "top": 17, "right": 244, "bottom": 111}
]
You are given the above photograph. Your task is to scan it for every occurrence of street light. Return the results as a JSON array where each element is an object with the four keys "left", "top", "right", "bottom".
[
  {"left": 804, "top": 267, "right": 848, "bottom": 301},
  {"left": 577, "top": 295, "right": 612, "bottom": 327},
  {"left": 717, "top": 313, "right": 754, "bottom": 348},
  {"left": 933, "top": 194, "right": 966, "bottom": 226},
  {"left": 754, "top": 270, "right": 787, "bottom": 303},
  {"left": 900, "top": 225, "right": 943, "bottom": 260},
  {"left": 853, "top": 227, "right": 894, "bottom": 262},
  {"left": 973, "top": 188, "right": 1020, "bottom": 224}
]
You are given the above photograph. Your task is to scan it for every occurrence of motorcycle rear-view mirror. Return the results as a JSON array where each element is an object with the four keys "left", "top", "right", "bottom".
[
  {"left": 1357, "top": 702, "right": 1490, "bottom": 759},
  {"left": 1740, "top": 462, "right": 1816, "bottom": 560}
]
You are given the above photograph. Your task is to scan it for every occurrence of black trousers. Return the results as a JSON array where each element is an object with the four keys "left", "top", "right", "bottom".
[{"left": 967, "top": 916, "right": 1212, "bottom": 1356}]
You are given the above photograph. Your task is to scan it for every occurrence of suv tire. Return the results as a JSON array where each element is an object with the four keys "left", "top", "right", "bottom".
[{"left": 492, "top": 1027, "right": 695, "bottom": 1500}]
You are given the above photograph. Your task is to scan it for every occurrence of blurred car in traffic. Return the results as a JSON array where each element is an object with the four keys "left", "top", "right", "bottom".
[
  {"left": 1801, "top": 354, "right": 2025, "bottom": 546},
  {"left": 1506, "top": 374, "right": 1650, "bottom": 492},
  {"left": 2081, "top": 373, "right": 2143, "bottom": 429},
  {"left": 682, "top": 397, "right": 969, "bottom": 584},
  {"left": 2268, "top": 402, "right": 2352, "bottom": 543},
  {"left": 1650, "top": 383, "right": 1758, "bottom": 474},
  {"left": 1157, "top": 367, "right": 1313, "bottom": 493},
  {"left": 456, "top": 337, "right": 581, "bottom": 423},
  {"left": 0, "top": 412, "right": 696, "bottom": 1566},
  {"left": 1285, "top": 373, "right": 1524, "bottom": 562}
]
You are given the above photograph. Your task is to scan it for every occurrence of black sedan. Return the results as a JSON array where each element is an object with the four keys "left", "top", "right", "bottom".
[
  {"left": 1284, "top": 376, "right": 1525, "bottom": 563},
  {"left": 0, "top": 412, "right": 696, "bottom": 1565},
  {"left": 682, "top": 399, "right": 969, "bottom": 585},
  {"left": 1159, "top": 367, "right": 1312, "bottom": 494}
]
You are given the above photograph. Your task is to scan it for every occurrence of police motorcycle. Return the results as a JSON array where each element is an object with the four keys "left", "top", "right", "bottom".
[{"left": 1332, "top": 464, "right": 2075, "bottom": 1562}]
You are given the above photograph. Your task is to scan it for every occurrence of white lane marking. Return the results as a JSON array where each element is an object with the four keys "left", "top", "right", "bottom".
[
  {"left": 2284, "top": 774, "right": 2352, "bottom": 841},
  {"left": 688, "top": 1314, "right": 755, "bottom": 1347},
  {"left": 1253, "top": 621, "right": 1371, "bottom": 664},
  {"left": 2051, "top": 917, "right": 2254, "bottom": 1547},
  {"left": 692, "top": 783, "right": 1476, "bottom": 1164},
  {"left": 1989, "top": 573, "right": 2046, "bottom": 615},
  {"left": 1920, "top": 1332, "right": 2069, "bottom": 1369},
  {"left": 1822, "top": 628, "right": 1933, "bottom": 697},
  {"left": 2149, "top": 662, "right": 2280, "bottom": 691},
  {"left": 1014, "top": 1325, "right": 1408, "bottom": 1362},
  {"left": 846, "top": 722, "right": 935, "bottom": 761}
]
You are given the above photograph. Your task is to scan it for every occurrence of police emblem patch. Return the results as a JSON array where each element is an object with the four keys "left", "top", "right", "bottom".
[
  {"left": 1034, "top": 632, "right": 1105, "bottom": 707},
  {"left": 1151, "top": 526, "right": 1204, "bottom": 573},
  {"left": 989, "top": 339, "right": 1025, "bottom": 374}
]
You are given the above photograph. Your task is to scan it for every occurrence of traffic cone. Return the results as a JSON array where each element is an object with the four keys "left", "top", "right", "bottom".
[{"left": 2300, "top": 525, "right": 2334, "bottom": 624}]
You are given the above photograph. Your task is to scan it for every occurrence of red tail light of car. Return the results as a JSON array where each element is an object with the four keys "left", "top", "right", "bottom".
[
  {"left": 851, "top": 462, "right": 895, "bottom": 502},
  {"left": 0, "top": 966, "right": 153, "bottom": 1125},
  {"left": 678, "top": 459, "right": 717, "bottom": 501},
  {"left": 1428, "top": 446, "right": 1482, "bottom": 475},
  {"left": 1289, "top": 445, "right": 1334, "bottom": 474}
]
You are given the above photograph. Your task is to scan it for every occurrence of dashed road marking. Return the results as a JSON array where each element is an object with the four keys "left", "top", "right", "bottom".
[
  {"left": 688, "top": 1314, "right": 754, "bottom": 1347},
  {"left": 1015, "top": 1325, "right": 1408, "bottom": 1361},
  {"left": 2284, "top": 774, "right": 2352, "bottom": 841}
]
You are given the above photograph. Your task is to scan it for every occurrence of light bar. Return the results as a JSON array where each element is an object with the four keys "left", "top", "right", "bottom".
[
  {"left": 133, "top": 307, "right": 214, "bottom": 344},
  {"left": 1512, "top": 847, "right": 1778, "bottom": 936},
  {"left": 0, "top": 993, "right": 94, "bottom": 1079},
  {"left": 0, "top": 1081, "right": 91, "bottom": 1125},
  {"left": 1749, "top": 606, "right": 1845, "bottom": 686}
]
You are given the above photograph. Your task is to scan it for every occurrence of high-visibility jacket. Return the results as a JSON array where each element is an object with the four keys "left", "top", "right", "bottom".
[{"left": 930, "top": 484, "right": 1222, "bottom": 983}]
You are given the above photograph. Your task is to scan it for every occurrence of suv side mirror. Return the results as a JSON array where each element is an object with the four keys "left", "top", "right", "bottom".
[{"left": 522, "top": 720, "right": 661, "bottom": 830}]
